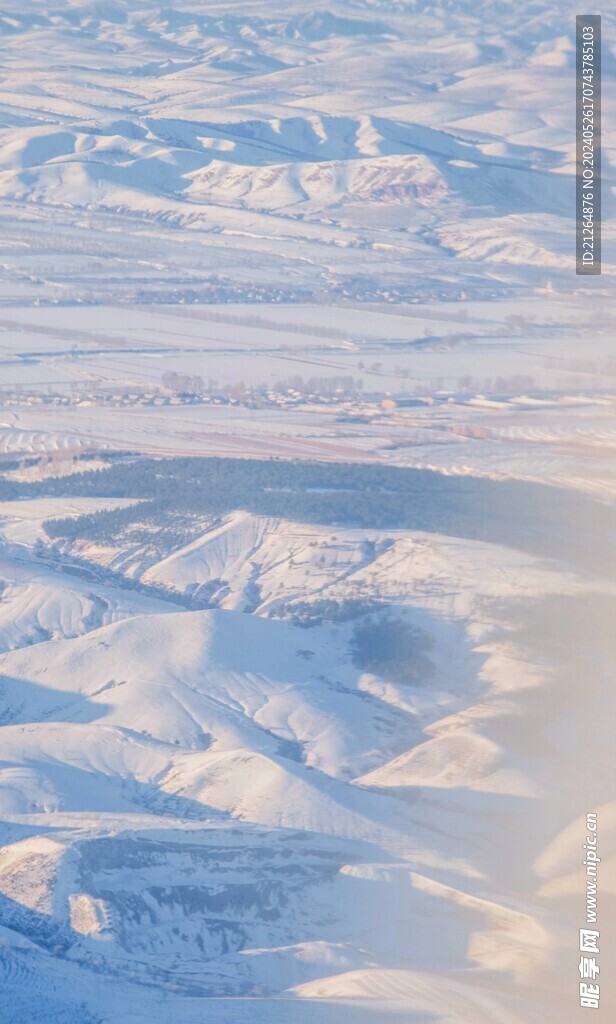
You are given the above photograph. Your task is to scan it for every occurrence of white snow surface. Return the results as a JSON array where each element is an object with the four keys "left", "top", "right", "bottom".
[
  {"left": 0, "top": 500, "right": 614, "bottom": 1022},
  {"left": 0, "top": 2, "right": 615, "bottom": 1023}
]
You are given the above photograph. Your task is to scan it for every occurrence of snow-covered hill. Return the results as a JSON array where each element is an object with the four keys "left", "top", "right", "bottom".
[
  {"left": 1, "top": 1, "right": 615, "bottom": 1022},
  {"left": 1, "top": 0, "right": 613, "bottom": 313},
  {"left": 1, "top": 478, "right": 614, "bottom": 1022}
]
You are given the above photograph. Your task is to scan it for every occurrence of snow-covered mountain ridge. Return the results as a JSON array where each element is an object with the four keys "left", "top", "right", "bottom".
[
  {"left": 1, "top": 0, "right": 613, "bottom": 311},
  {"left": 1, "top": 473, "right": 614, "bottom": 1021},
  {"left": 0, "top": 1, "right": 615, "bottom": 1021}
]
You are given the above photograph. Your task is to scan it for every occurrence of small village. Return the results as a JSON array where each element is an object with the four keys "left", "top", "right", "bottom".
[{"left": 0, "top": 370, "right": 427, "bottom": 416}]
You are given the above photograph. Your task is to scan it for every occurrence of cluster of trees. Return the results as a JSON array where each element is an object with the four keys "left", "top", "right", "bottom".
[
  {"left": 350, "top": 616, "right": 435, "bottom": 684},
  {"left": 162, "top": 372, "right": 204, "bottom": 395},
  {"left": 455, "top": 374, "right": 537, "bottom": 394},
  {"left": 44, "top": 504, "right": 213, "bottom": 555},
  {"left": 37, "top": 456, "right": 505, "bottom": 542},
  {"left": 0, "top": 454, "right": 602, "bottom": 574},
  {"left": 276, "top": 597, "right": 378, "bottom": 628},
  {"left": 179, "top": 308, "right": 348, "bottom": 340},
  {"left": 274, "top": 374, "right": 363, "bottom": 396}
]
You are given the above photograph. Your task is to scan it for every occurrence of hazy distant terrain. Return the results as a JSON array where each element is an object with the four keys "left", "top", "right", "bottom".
[
  {"left": 2, "top": 0, "right": 613, "bottom": 308},
  {"left": 0, "top": 2, "right": 615, "bottom": 1023},
  {"left": 1, "top": 0, "right": 615, "bottom": 494}
]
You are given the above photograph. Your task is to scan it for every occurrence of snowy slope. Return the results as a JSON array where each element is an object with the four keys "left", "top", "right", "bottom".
[
  {"left": 1, "top": 0, "right": 613, "bottom": 314},
  {"left": 1, "top": 488, "right": 614, "bottom": 1021},
  {"left": 0, "top": 1, "right": 615, "bottom": 1022}
]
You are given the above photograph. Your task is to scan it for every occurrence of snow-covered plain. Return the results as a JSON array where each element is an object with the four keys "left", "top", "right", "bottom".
[
  {"left": 0, "top": 2, "right": 615, "bottom": 1023},
  {"left": 1, "top": 0, "right": 615, "bottom": 494}
]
